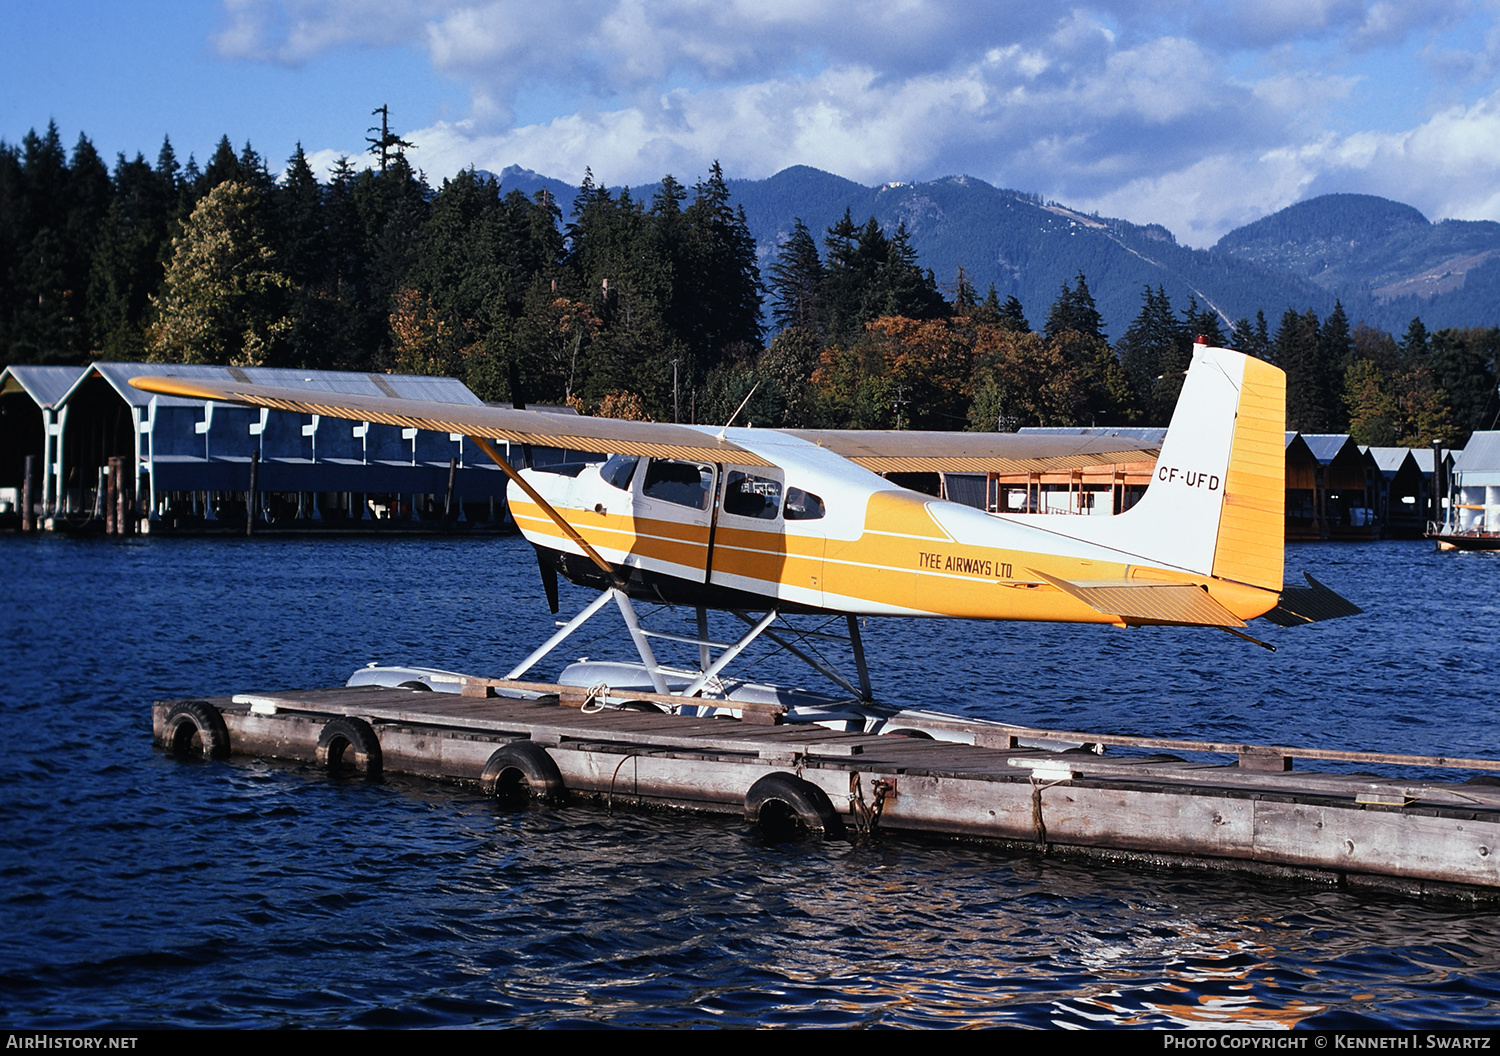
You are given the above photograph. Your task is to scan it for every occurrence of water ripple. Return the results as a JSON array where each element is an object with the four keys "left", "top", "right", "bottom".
[{"left": 2, "top": 536, "right": 1499, "bottom": 1026}]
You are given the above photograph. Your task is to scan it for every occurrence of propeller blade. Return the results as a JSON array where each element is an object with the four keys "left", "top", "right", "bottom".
[{"left": 537, "top": 550, "right": 560, "bottom": 614}]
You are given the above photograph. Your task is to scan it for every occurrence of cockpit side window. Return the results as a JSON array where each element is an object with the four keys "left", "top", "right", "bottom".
[
  {"left": 600, "top": 454, "right": 639, "bottom": 491},
  {"left": 722, "top": 470, "right": 782, "bottom": 520},
  {"left": 784, "top": 487, "right": 826, "bottom": 520},
  {"left": 642, "top": 459, "right": 713, "bottom": 510}
]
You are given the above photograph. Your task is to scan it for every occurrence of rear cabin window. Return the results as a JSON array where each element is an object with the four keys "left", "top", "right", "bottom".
[
  {"left": 600, "top": 454, "right": 639, "bottom": 491},
  {"left": 642, "top": 460, "right": 713, "bottom": 509},
  {"left": 784, "top": 487, "right": 825, "bottom": 520},
  {"left": 722, "top": 471, "right": 782, "bottom": 520}
]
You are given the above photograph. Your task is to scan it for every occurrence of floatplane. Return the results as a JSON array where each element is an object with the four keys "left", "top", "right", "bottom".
[{"left": 130, "top": 341, "right": 1357, "bottom": 742}]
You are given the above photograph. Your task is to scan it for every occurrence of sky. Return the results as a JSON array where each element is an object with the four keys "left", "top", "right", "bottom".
[{"left": 6, "top": 0, "right": 1500, "bottom": 247}]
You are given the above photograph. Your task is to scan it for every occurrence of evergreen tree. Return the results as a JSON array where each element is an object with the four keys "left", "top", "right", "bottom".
[
  {"left": 821, "top": 209, "right": 865, "bottom": 341},
  {"left": 1427, "top": 327, "right": 1500, "bottom": 442},
  {"left": 949, "top": 266, "right": 978, "bottom": 314},
  {"left": 86, "top": 151, "right": 175, "bottom": 358},
  {"left": 1117, "top": 286, "right": 1182, "bottom": 424},
  {"left": 1181, "top": 297, "right": 1226, "bottom": 348},
  {"left": 997, "top": 294, "right": 1030, "bottom": 333},
  {"left": 1044, "top": 274, "right": 1129, "bottom": 424},
  {"left": 872, "top": 221, "right": 947, "bottom": 321},
  {"left": 3, "top": 124, "right": 110, "bottom": 363},
  {"left": 768, "top": 217, "right": 826, "bottom": 335},
  {"left": 1317, "top": 301, "right": 1354, "bottom": 431},
  {"left": 1230, "top": 310, "right": 1271, "bottom": 360},
  {"left": 1044, "top": 273, "right": 1104, "bottom": 341},
  {"left": 1399, "top": 317, "right": 1430, "bottom": 362},
  {"left": 274, "top": 144, "right": 326, "bottom": 289},
  {"left": 565, "top": 178, "right": 674, "bottom": 410},
  {"left": 680, "top": 162, "right": 763, "bottom": 373},
  {"left": 1275, "top": 307, "right": 1330, "bottom": 432},
  {"left": 201, "top": 135, "right": 241, "bottom": 192}
]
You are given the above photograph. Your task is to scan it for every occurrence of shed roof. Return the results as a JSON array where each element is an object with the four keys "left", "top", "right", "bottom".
[
  {"left": 1365, "top": 447, "right": 1417, "bottom": 476},
  {"left": 0, "top": 365, "right": 88, "bottom": 409},
  {"left": 1455, "top": 432, "right": 1500, "bottom": 484},
  {"left": 1300, "top": 433, "right": 1357, "bottom": 465}
]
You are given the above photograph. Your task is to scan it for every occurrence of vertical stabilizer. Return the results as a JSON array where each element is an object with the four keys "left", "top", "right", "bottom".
[
  {"left": 1208, "top": 355, "right": 1285, "bottom": 591},
  {"left": 1033, "top": 344, "right": 1285, "bottom": 590},
  {"left": 1122, "top": 343, "right": 1286, "bottom": 590}
]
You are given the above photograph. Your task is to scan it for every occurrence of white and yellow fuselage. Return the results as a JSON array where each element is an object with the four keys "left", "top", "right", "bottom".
[{"left": 514, "top": 344, "right": 1288, "bottom": 631}]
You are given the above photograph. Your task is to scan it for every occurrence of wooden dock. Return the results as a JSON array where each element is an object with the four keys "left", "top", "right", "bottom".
[{"left": 153, "top": 683, "right": 1500, "bottom": 897}]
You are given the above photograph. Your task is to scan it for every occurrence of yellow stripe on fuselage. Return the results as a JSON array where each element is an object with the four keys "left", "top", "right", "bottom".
[{"left": 515, "top": 486, "right": 1276, "bottom": 624}]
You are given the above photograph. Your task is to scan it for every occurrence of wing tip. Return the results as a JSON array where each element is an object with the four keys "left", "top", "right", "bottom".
[{"left": 127, "top": 375, "right": 232, "bottom": 402}]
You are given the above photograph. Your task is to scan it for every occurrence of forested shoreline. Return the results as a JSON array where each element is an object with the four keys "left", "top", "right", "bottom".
[{"left": 4, "top": 122, "right": 1496, "bottom": 446}]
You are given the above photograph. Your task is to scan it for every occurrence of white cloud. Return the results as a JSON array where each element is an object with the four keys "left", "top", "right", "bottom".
[
  {"left": 221, "top": 0, "right": 1500, "bottom": 246},
  {"left": 215, "top": 0, "right": 434, "bottom": 62}
]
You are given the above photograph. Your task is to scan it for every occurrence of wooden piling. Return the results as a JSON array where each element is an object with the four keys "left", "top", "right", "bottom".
[
  {"left": 246, "top": 451, "right": 259, "bottom": 537},
  {"left": 21, "top": 455, "right": 34, "bottom": 532},
  {"left": 105, "top": 457, "right": 119, "bottom": 535},
  {"left": 444, "top": 456, "right": 458, "bottom": 523},
  {"left": 118, "top": 458, "right": 133, "bottom": 535}
]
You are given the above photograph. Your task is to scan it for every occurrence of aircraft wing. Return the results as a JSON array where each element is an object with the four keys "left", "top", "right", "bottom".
[
  {"left": 126, "top": 373, "right": 776, "bottom": 467},
  {"left": 783, "top": 429, "right": 1158, "bottom": 473},
  {"left": 128, "top": 373, "right": 1159, "bottom": 476}
]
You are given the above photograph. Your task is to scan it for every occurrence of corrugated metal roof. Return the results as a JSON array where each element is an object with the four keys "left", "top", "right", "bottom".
[
  {"left": 1300, "top": 433, "right": 1356, "bottom": 464},
  {"left": 0, "top": 365, "right": 88, "bottom": 408},
  {"left": 1455, "top": 431, "right": 1500, "bottom": 474},
  {"left": 1366, "top": 447, "right": 1416, "bottom": 475},
  {"left": 79, "top": 363, "right": 485, "bottom": 410}
]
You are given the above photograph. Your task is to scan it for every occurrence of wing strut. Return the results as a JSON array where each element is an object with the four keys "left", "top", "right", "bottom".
[{"left": 467, "top": 435, "right": 624, "bottom": 590}]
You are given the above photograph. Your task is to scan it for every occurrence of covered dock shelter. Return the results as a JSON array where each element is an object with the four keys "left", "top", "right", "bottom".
[
  {"left": 1450, "top": 432, "right": 1500, "bottom": 534},
  {"left": 0, "top": 365, "right": 88, "bottom": 526},
  {"left": 1288, "top": 433, "right": 1374, "bottom": 540},
  {"left": 1364, "top": 446, "right": 1431, "bottom": 538},
  {"left": 995, "top": 427, "right": 1165, "bottom": 516},
  {"left": 32, "top": 363, "right": 517, "bottom": 533}
]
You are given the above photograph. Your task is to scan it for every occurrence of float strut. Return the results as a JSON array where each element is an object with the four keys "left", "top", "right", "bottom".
[
  {"left": 681, "top": 610, "right": 780, "bottom": 697},
  {"left": 848, "top": 615, "right": 873, "bottom": 700},
  {"left": 613, "top": 590, "right": 672, "bottom": 695},
  {"left": 504, "top": 589, "right": 615, "bottom": 681}
]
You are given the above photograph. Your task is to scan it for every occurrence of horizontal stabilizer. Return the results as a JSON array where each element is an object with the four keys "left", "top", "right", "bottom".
[
  {"left": 1030, "top": 571, "right": 1247, "bottom": 628},
  {"left": 1260, "top": 573, "right": 1364, "bottom": 627}
]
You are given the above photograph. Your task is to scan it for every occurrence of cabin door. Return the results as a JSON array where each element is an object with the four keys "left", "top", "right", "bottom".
[{"left": 631, "top": 458, "right": 716, "bottom": 584}]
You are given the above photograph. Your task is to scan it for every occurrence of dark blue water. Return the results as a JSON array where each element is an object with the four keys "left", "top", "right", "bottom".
[{"left": 3, "top": 534, "right": 1500, "bottom": 1028}]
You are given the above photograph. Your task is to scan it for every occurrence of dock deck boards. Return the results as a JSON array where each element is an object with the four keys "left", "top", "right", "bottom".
[{"left": 153, "top": 684, "right": 1500, "bottom": 896}]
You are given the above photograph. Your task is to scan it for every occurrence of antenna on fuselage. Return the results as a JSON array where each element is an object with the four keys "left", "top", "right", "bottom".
[{"left": 716, "top": 382, "right": 761, "bottom": 443}]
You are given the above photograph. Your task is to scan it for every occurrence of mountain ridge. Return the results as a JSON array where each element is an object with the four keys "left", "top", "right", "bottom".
[{"left": 480, "top": 164, "right": 1500, "bottom": 341}]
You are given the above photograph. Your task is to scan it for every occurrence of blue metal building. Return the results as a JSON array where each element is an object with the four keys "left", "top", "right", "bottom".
[{"left": 11, "top": 363, "right": 526, "bottom": 532}]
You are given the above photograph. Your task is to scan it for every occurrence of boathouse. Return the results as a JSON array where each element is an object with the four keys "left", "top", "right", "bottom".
[
  {"left": 996, "top": 426, "right": 1165, "bottom": 515},
  {"left": 21, "top": 363, "right": 517, "bottom": 532},
  {"left": 1286, "top": 434, "right": 1374, "bottom": 540},
  {"left": 0, "top": 365, "right": 87, "bottom": 527},
  {"left": 1450, "top": 431, "right": 1500, "bottom": 533},
  {"left": 1364, "top": 447, "right": 1431, "bottom": 538}
]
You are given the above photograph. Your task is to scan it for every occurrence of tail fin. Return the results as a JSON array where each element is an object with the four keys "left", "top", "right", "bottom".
[{"left": 1051, "top": 343, "right": 1286, "bottom": 590}]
